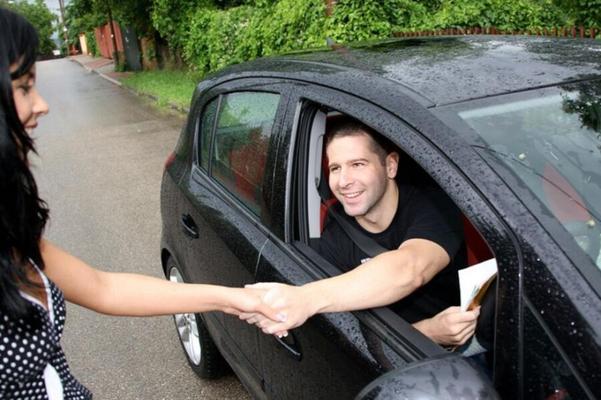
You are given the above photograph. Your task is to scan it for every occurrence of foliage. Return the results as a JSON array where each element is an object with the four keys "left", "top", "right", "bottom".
[
  {"left": 151, "top": 0, "right": 210, "bottom": 51},
  {"left": 253, "top": 0, "right": 325, "bottom": 55},
  {"left": 421, "top": 0, "right": 568, "bottom": 32},
  {"left": 182, "top": 0, "right": 326, "bottom": 75},
  {"left": 64, "top": 0, "right": 105, "bottom": 47},
  {"left": 3, "top": 0, "right": 57, "bottom": 55},
  {"left": 110, "top": 0, "right": 155, "bottom": 36},
  {"left": 85, "top": 31, "right": 99, "bottom": 56},
  {"left": 554, "top": 0, "right": 601, "bottom": 26},
  {"left": 326, "top": 0, "right": 428, "bottom": 42},
  {"left": 121, "top": 69, "right": 197, "bottom": 110},
  {"left": 563, "top": 85, "right": 601, "bottom": 135},
  {"left": 42, "top": 0, "right": 601, "bottom": 78},
  {"left": 69, "top": 0, "right": 155, "bottom": 36},
  {"left": 66, "top": 0, "right": 156, "bottom": 52},
  {"left": 149, "top": 0, "right": 591, "bottom": 78}
]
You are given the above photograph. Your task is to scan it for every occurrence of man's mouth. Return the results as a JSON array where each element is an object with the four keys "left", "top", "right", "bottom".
[{"left": 340, "top": 191, "right": 362, "bottom": 199}]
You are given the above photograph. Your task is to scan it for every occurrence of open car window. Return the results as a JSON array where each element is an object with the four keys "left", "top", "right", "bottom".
[{"left": 292, "top": 101, "right": 498, "bottom": 369}]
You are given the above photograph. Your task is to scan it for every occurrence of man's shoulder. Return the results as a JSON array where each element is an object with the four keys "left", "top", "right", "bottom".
[{"left": 398, "top": 180, "right": 451, "bottom": 208}]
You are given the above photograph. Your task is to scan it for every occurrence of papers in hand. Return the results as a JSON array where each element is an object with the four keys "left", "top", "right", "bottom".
[{"left": 458, "top": 258, "right": 498, "bottom": 311}]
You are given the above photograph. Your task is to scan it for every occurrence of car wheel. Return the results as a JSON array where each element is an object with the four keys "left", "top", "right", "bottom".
[{"left": 167, "top": 257, "right": 226, "bottom": 379}]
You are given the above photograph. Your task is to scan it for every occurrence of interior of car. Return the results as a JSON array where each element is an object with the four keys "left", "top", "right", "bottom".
[{"left": 302, "top": 107, "right": 497, "bottom": 370}]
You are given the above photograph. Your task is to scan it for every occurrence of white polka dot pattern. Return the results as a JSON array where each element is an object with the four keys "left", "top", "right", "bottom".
[{"left": 0, "top": 275, "right": 92, "bottom": 399}]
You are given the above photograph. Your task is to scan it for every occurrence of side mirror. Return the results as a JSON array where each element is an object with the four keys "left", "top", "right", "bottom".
[{"left": 355, "top": 354, "right": 499, "bottom": 400}]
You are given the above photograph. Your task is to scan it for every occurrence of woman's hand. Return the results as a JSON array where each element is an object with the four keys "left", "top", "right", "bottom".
[
  {"left": 222, "top": 287, "right": 286, "bottom": 325},
  {"left": 239, "top": 282, "right": 318, "bottom": 338}
]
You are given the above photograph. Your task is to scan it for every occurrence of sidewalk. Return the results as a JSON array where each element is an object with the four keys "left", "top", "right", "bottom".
[
  {"left": 69, "top": 54, "right": 190, "bottom": 114},
  {"left": 69, "top": 54, "right": 131, "bottom": 86}
]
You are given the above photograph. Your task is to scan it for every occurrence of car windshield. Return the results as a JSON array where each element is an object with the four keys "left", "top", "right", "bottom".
[{"left": 455, "top": 80, "right": 601, "bottom": 270}]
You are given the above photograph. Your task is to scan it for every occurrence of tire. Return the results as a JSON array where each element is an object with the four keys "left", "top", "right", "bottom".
[{"left": 166, "top": 257, "right": 227, "bottom": 379}]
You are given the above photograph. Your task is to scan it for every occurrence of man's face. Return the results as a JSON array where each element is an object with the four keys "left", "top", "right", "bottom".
[{"left": 326, "top": 133, "right": 397, "bottom": 218}]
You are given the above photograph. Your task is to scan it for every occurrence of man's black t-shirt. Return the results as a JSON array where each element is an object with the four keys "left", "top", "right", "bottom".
[{"left": 318, "top": 182, "right": 465, "bottom": 323}]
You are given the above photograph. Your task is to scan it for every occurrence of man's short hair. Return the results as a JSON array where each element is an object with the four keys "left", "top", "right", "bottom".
[{"left": 325, "top": 115, "right": 396, "bottom": 164}]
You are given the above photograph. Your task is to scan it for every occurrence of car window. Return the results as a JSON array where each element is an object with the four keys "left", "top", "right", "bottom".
[
  {"left": 453, "top": 81, "right": 601, "bottom": 272},
  {"left": 523, "top": 307, "right": 590, "bottom": 399},
  {"left": 199, "top": 98, "right": 218, "bottom": 171},
  {"left": 211, "top": 91, "right": 280, "bottom": 216},
  {"left": 291, "top": 102, "right": 497, "bottom": 371}
]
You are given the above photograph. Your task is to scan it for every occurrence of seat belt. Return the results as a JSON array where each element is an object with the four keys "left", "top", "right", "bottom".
[{"left": 327, "top": 206, "right": 388, "bottom": 257}]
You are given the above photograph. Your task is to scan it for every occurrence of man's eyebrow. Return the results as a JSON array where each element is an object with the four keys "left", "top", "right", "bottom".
[
  {"left": 347, "top": 158, "right": 369, "bottom": 163},
  {"left": 327, "top": 158, "right": 369, "bottom": 168}
]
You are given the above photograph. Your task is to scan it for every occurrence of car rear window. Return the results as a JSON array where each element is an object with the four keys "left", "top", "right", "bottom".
[{"left": 211, "top": 91, "right": 280, "bottom": 216}]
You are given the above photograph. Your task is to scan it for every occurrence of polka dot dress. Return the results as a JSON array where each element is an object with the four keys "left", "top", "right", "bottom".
[{"left": 0, "top": 272, "right": 92, "bottom": 399}]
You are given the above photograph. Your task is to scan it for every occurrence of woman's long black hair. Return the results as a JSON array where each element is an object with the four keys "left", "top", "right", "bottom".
[{"left": 0, "top": 7, "right": 50, "bottom": 318}]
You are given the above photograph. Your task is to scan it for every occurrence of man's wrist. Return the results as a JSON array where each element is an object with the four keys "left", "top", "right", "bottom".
[
  {"left": 301, "top": 282, "right": 332, "bottom": 315},
  {"left": 412, "top": 318, "right": 433, "bottom": 339}
]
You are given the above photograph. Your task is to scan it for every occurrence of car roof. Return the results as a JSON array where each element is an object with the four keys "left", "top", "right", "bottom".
[{"left": 213, "top": 35, "right": 601, "bottom": 106}]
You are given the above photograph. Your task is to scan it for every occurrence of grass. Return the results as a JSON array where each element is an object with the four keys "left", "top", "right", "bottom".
[{"left": 121, "top": 70, "right": 199, "bottom": 111}]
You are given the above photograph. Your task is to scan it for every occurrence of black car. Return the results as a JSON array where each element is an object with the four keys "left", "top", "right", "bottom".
[{"left": 160, "top": 35, "right": 601, "bottom": 399}]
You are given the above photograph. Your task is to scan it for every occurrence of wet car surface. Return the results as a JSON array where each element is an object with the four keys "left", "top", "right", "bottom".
[{"left": 160, "top": 35, "right": 601, "bottom": 399}]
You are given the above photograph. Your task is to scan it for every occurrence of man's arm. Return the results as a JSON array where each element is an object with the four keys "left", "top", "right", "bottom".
[{"left": 243, "top": 237, "right": 449, "bottom": 334}]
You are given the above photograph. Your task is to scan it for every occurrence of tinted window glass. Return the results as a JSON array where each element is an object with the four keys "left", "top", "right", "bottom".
[
  {"left": 211, "top": 92, "right": 279, "bottom": 216},
  {"left": 523, "top": 307, "right": 589, "bottom": 399},
  {"left": 455, "top": 82, "right": 601, "bottom": 271},
  {"left": 199, "top": 99, "right": 218, "bottom": 171}
]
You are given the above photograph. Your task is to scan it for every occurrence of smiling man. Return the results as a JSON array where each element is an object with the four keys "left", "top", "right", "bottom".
[{"left": 244, "top": 117, "right": 479, "bottom": 346}]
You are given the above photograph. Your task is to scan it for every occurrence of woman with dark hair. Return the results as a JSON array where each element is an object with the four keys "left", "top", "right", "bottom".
[{"left": 0, "top": 8, "right": 279, "bottom": 400}]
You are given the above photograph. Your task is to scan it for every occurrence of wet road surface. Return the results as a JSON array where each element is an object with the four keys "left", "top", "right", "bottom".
[{"left": 33, "top": 58, "right": 250, "bottom": 400}]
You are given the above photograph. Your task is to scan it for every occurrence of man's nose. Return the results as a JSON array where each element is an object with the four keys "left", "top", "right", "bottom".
[{"left": 337, "top": 167, "right": 354, "bottom": 188}]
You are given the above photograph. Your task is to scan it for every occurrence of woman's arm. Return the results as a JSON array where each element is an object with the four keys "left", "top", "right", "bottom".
[{"left": 40, "top": 239, "right": 280, "bottom": 319}]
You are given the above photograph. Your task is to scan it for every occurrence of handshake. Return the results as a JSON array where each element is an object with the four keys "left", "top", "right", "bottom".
[
  {"left": 233, "top": 282, "right": 315, "bottom": 339},
  {"left": 227, "top": 281, "right": 480, "bottom": 347}
]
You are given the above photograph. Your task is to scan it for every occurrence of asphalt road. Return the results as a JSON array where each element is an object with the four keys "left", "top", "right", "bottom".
[{"left": 33, "top": 58, "right": 250, "bottom": 400}]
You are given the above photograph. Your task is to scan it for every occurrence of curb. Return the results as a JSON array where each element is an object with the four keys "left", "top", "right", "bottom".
[
  {"left": 69, "top": 57, "right": 122, "bottom": 87},
  {"left": 69, "top": 57, "right": 188, "bottom": 114},
  {"left": 97, "top": 72, "right": 123, "bottom": 87}
]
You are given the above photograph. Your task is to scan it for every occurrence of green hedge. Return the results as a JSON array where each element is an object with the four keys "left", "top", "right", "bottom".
[
  {"left": 151, "top": 0, "right": 585, "bottom": 77},
  {"left": 422, "top": 0, "right": 567, "bottom": 32},
  {"left": 181, "top": 0, "right": 326, "bottom": 75}
]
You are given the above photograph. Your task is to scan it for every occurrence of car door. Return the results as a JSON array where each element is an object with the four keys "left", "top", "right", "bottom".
[
  {"left": 255, "top": 82, "right": 516, "bottom": 399},
  {"left": 180, "top": 81, "right": 288, "bottom": 394},
  {"left": 475, "top": 151, "right": 601, "bottom": 400}
]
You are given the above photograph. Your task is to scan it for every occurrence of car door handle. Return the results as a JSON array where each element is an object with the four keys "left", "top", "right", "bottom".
[
  {"left": 274, "top": 332, "right": 302, "bottom": 361},
  {"left": 180, "top": 214, "right": 199, "bottom": 239}
]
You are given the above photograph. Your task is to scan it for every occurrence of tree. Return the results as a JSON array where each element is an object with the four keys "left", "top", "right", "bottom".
[
  {"left": 554, "top": 0, "right": 601, "bottom": 26},
  {"left": 2, "top": 0, "right": 57, "bottom": 55}
]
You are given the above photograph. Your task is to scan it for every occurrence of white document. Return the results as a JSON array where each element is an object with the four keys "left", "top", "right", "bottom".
[{"left": 458, "top": 258, "right": 498, "bottom": 311}]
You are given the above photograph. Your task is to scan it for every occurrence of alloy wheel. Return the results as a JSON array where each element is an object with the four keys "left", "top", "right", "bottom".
[{"left": 169, "top": 267, "right": 202, "bottom": 365}]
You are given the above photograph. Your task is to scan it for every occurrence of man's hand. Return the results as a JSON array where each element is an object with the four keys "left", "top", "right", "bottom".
[
  {"left": 239, "top": 282, "right": 319, "bottom": 337},
  {"left": 412, "top": 306, "right": 480, "bottom": 346},
  {"left": 222, "top": 287, "right": 286, "bottom": 324}
]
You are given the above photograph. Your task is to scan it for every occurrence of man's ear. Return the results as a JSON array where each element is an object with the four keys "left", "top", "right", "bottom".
[{"left": 386, "top": 152, "right": 399, "bottom": 179}]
